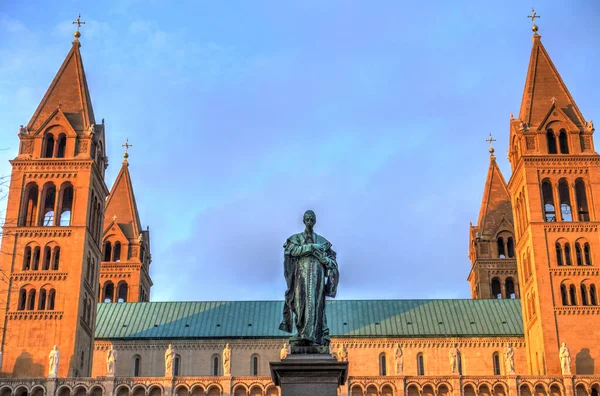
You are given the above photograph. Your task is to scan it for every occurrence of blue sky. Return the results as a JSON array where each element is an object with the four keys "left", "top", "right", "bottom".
[{"left": 0, "top": 1, "right": 598, "bottom": 301}]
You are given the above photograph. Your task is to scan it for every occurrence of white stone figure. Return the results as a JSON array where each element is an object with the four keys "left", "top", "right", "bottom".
[
  {"left": 560, "top": 342, "right": 571, "bottom": 375},
  {"left": 223, "top": 343, "right": 231, "bottom": 376},
  {"left": 504, "top": 343, "right": 515, "bottom": 374},
  {"left": 337, "top": 343, "right": 348, "bottom": 362},
  {"left": 106, "top": 345, "right": 117, "bottom": 376},
  {"left": 394, "top": 344, "right": 404, "bottom": 375},
  {"left": 164, "top": 344, "right": 176, "bottom": 376},
  {"left": 449, "top": 344, "right": 460, "bottom": 374},
  {"left": 280, "top": 343, "right": 288, "bottom": 360},
  {"left": 48, "top": 345, "right": 60, "bottom": 378}
]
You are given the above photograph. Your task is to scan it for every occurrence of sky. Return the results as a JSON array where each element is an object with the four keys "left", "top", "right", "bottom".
[{"left": 0, "top": 1, "right": 599, "bottom": 302}]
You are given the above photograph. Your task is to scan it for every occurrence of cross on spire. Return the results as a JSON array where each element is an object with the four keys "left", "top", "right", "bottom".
[
  {"left": 122, "top": 138, "right": 132, "bottom": 161},
  {"left": 486, "top": 133, "right": 497, "bottom": 156},
  {"left": 527, "top": 8, "right": 540, "bottom": 34},
  {"left": 72, "top": 13, "right": 85, "bottom": 39}
]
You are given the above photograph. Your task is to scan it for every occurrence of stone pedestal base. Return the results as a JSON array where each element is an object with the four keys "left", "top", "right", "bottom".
[{"left": 270, "top": 354, "right": 348, "bottom": 396}]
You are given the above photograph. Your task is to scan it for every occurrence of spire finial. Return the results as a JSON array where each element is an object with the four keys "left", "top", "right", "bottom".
[
  {"left": 72, "top": 13, "right": 85, "bottom": 40},
  {"left": 122, "top": 138, "right": 132, "bottom": 163},
  {"left": 486, "top": 133, "right": 497, "bottom": 158},
  {"left": 527, "top": 8, "right": 540, "bottom": 35}
]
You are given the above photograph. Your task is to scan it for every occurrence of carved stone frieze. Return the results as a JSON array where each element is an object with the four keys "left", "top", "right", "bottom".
[
  {"left": 550, "top": 267, "right": 600, "bottom": 277},
  {"left": 555, "top": 307, "right": 600, "bottom": 315},
  {"left": 11, "top": 271, "right": 68, "bottom": 282},
  {"left": 7, "top": 311, "right": 64, "bottom": 320},
  {"left": 545, "top": 224, "right": 598, "bottom": 233},
  {"left": 15, "top": 228, "right": 72, "bottom": 238}
]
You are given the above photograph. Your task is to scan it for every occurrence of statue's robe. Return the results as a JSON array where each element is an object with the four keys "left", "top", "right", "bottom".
[{"left": 279, "top": 231, "right": 339, "bottom": 346}]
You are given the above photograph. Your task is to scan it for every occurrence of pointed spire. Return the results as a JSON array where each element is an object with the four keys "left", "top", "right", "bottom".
[
  {"left": 476, "top": 150, "right": 513, "bottom": 236},
  {"left": 26, "top": 29, "right": 95, "bottom": 133},
  {"left": 518, "top": 30, "right": 585, "bottom": 129},
  {"left": 104, "top": 158, "right": 142, "bottom": 240}
]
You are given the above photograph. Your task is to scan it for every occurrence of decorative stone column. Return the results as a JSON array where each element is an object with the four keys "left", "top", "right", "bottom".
[{"left": 563, "top": 376, "right": 574, "bottom": 396}]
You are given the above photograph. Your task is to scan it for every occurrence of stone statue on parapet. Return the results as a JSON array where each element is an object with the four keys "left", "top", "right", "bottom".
[
  {"left": 106, "top": 345, "right": 117, "bottom": 376},
  {"left": 48, "top": 345, "right": 60, "bottom": 378},
  {"left": 280, "top": 210, "right": 339, "bottom": 354},
  {"left": 336, "top": 343, "right": 348, "bottom": 362},
  {"left": 223, "top": 343, "right": 231, "bottom": 376},
  {"left": 394, "top": 344, "right": 404, "bottom": 375},
  {"left": 560, "top": 342, "right": 571, "bottom": 375},
  {"left": 164, "top": 344, "right": 175, "bottom": 376},
  {"left": 504, "top": 343, "right": 515, "bottom": 374},
  {"left": 280, "top": 343, "right": 288, "bottom": 360},
  {"left": 449, "top": 344, "right": 460, "bottom": 374}
]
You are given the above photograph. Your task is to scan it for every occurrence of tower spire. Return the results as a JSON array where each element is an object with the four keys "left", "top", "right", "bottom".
[{"left": 527, "top": 8, "right": 540, "bottom": 35}]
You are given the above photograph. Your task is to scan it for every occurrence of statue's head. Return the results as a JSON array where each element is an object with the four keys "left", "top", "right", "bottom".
[
  {"left": 561, "top": 342, "right": 566, "bottom": 347},
  {"left": 303, "top": 210, "right": 316, "bottom": 230},
  {"left": 53, "top": 345, "right": 57, "bottom": 350},
  {"left": 226, "top": 343, "right": 230, "bottom": 348},
  {"left": 283, "top": 343, "right": 287, "bottom": 347}
]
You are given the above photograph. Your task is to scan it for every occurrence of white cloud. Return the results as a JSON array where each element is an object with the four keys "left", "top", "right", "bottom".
[{"left": 0, "top": 15, "right": 27, "bottom": 33}]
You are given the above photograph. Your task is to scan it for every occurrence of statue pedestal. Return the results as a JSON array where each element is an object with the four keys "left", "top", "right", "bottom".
[{"left": 270, "top": 354, "right": 348, "bottom": 396}]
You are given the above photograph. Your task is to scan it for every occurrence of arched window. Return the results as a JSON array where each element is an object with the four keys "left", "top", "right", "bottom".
[
  {"left": 379, "top": 353, "right": 387, "bottom": 376},
  {"left": 56, "top": 134, "right": 66, "bottom": 158},
  {"left": 569, "top": 285, "right": 577, "bottom": 306},
  {"left": 493, "top": 352, "right": 501, "bottom": 375},
  {"left": 491, "top": 278, "right": 502, "bottom": 299},
  {"left": 559, "top": 130, "right": 569, "bottom": 154},
  {"left": 52, "top": 247, "right": 60, "bottom": 270},
  {"left": 38, "top": 288, "right": 47, "bottom": 310},
  {"left": 27, "top": 289, "right": 36, "bottom": 310},
  {"left": 560, "top": 284, "right": 568, "bottom": 306},
  {"left": 174, "top": 354, "right": 181, "bottom": 376},
  {"left": 590, "top": 285, "right": 598, "bottom": 306},
  {"left": 575, "top": 242, "right": 583, "bottom": 266},
  {"left": 507, "top": 237, "right": 515, "bottom": 258},
  {"left": 252, "top": 355, "right": 259, "bottom": 376},
  {"left": 505, "top": 278, "right": 516, "bottom": 299},
  {"left": 47, "top": 289, "right": 56, "bottom": 310},
  {"left": 42, "top": 133, "right": 55, "bottom": 158},
  {"left": 32, "top": 246, "right": 40, "bottom": 270},
  {"left": 23, "top": 246, "right": 32, "bottom": 270},
  {"left": 40, "top": 183, "right": 57, "bottom": 226},
  {"left": 546, "top": 130, "right": 558, "bottom": 154},
  {"left": 581, "top": 284, "right": 589, "bottom": 306},
  {"left": 541, "top": 180, "right": 556, "bottom": 222},
  {"left": 103, "top": 281, "right": 115, "bottom": 303},
  {"left": 584, "top": 243, "right": 592, "bottom": 265},
  {"left": 59, "top": 185, "right": 73, "bottom": 226},
  {"left": 43, "top": 246, "right": 51, "bottom": 270},
  {"left": 417, "top": 353, "right": 425, "bottom": 376},
  {"left": 558, "top": 179, "right": 572, "bottom": 221},
  {"left": 556, "top": 242, "right": 564, "bottom": 266},
  {"left": 113, "top": 242, "right": 121, "bottom": 262},
  {"left": 18, "top": 288, "right": 27, "bottom": 310},
  {"left": 103, "top": 242, "right": 112, "bottom": 262},
  {"left": 575, "top": 179, "right": 590, "bottom": 221},
  {"left": 21, "top": 183, "right": 39, "bottom": 226},
  {"left": 133, "top": 355, "right": 141, "bottom": 377},
  {"left": 212, "top": 356, "right": 220, "bottom": 376},
  {"left": 117, "top": 282, "right": 128, "bottom": 303},
  {"left": 564, "top": 243, "right": 572, "bottom": 266},
  {"left": 497, "top": 237, "right": 505, "bottom": 258}
]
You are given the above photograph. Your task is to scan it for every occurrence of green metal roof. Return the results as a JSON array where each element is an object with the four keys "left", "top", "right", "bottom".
[{"left": 95, "top": 299, "right": 523, "bottom": 340}]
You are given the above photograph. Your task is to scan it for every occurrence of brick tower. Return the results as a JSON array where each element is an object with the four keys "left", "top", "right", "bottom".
[
  {"left": 469, "top": 145, "right": 519, "bottom": 300},
  {"left": 0, "top": 33, "right": 108, "bottom": 377},
  {"left": 507, "top": 28, "right": 599, "bottom": 375},
  {"left": 99, "top": 151, "right": 152, "bottom": 304}
]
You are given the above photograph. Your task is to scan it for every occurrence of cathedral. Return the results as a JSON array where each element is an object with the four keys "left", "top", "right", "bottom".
[{"left": 0, "top": 13, "right": 598, "bottom": 396}]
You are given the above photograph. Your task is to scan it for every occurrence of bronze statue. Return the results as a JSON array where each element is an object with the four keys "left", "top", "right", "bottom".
[{"left": 279, "top": 210, "right": 339, "bottom": 352}]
